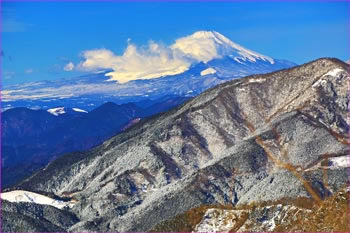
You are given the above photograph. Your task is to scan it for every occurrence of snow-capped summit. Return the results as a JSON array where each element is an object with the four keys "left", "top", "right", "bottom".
[{"left": 172, "top": 30, "right": 274, "bottom": 64}]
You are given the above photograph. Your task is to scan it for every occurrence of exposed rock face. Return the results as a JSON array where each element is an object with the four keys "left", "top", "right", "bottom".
[{"left": 13, "top": 58, "right": 349, "bottom": 232}]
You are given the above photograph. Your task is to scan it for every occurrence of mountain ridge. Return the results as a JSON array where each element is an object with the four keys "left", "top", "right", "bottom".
[{"left": 9, "top": 57, "right": 349, "bottom": 232}]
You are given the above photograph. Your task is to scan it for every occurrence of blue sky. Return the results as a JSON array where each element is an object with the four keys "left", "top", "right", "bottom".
[{"left": 2, "top": 1, "right": 349, "bottom": 85}]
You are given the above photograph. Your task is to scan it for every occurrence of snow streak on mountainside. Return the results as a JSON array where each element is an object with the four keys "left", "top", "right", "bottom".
[
  {"left": 2, "top": 31, "right": 295, "bottom": 111},
  {"left": 72, "top": 108, "right": 88, "bottom": 113}
]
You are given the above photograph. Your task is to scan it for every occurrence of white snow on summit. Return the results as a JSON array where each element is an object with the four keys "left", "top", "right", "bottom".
[
  {"left": 47, "top": 107, "right": 66, "bottom": 116},
  {"left": 200, "top": 67, "right": 217, "bottom": 76},
  {"left": 1, "top": 190, "right": 75, "bottom": 209},
  {"left": 172, "top": 31, "right": 274, "bottom": 64}
]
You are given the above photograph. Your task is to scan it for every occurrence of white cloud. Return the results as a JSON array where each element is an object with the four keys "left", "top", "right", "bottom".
[
  {"left": 64, "top": 62, "right": 75, "bottom": 71},
  {"left": 78, "top": 42, "right": 192, "bottom": 83}
]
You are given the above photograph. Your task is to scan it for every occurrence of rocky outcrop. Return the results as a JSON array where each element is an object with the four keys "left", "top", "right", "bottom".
[
  {"left": 13, "top": 58, "right": 349, "bottom": 232},
  {"left": 152, "top": 187, "right": 349, "bottom": 232}
]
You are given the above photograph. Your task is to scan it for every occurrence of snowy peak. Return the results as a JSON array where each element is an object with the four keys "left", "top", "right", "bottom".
[{"left": 172, "top": 30, "right": 274, "bottom": 64}]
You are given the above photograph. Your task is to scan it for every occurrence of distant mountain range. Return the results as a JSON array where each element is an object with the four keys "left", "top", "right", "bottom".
[
  {"left": 2, "top": 31, "right": 296, "bottom": 111},
  {"left": 1, "top": 96, "right": 190, "bottom": 188}
]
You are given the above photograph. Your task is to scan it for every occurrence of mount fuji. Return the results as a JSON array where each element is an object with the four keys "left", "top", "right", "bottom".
[{"left": 2, "top": 31, "right": 296, "bottom": 111}]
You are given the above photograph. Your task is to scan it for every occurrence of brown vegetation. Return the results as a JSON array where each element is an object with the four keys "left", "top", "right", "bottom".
[{"left": 151, "top": 187, "right": 349, "bottom": 232}]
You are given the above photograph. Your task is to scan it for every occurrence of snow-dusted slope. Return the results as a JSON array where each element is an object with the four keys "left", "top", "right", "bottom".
[
  {"left": 12, "top": 58, "right": 350, "bottom": 232},
  {"left": 1, "top": 190, "right": 75, "bottom": 209}
]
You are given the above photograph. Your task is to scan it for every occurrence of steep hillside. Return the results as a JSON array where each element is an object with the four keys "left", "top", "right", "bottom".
[{"left": 11, "top": 58, "right": 349, "bottom": 232}]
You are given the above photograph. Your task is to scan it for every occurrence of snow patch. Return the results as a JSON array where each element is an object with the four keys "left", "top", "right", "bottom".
[
  {"left": 200, "top": 67, "right": 217, "bottom": 76},
  {"left": 247, "top": 78, "right": 266, "bottom": 83},
  {"left": 72, "top": 107, "right": 88, "bottom": 113},
  {"left": 312, "top": 79, "right": 327, "bottom": 88},
  {"left": 323, "top": 68, "right": 344, "bottom": 77},
  {"left": 1, "top": 190, "right": 76, "bottom": 209},
  {"left": 47, "top": 107, "right": 65, "bottom": 116},
  {"left": 312, "top": 68, "right": 345, "bottom": 88},
  {"left": 328, "top": 156, "right": 350, "bottom": 169},
  {"left": 305, "top": 155, "right": 350, "bottom": 172}
]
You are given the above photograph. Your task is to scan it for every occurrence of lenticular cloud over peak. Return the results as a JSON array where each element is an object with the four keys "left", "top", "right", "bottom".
[{"left": 76, "top": 31, "right": 275, "bottom": 83}]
